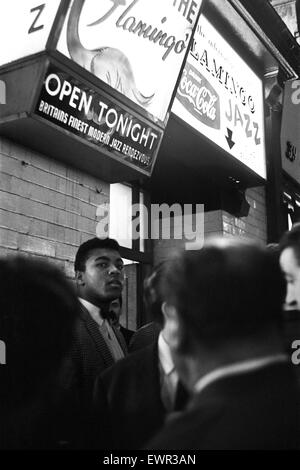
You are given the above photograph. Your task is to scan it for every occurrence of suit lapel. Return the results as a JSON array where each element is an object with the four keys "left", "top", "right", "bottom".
[
  {"left": 79, "top": 305, "right": 114, "bottom": 367},
  {"left": 113, "top": 325, "right": 128, "bottom": 354}
]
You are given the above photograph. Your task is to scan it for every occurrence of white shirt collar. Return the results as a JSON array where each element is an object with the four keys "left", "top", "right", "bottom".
[
  {"left": 79, "top": 298, "right": 104, "bottom": 327},
  {"left": 158, "top": 332, "right": 176, "bottom": 376},
  {"left": 194, "top": 354, "right": 289, "bottom": 395}
]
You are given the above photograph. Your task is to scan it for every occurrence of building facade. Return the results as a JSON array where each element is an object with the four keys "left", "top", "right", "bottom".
[{"left": 1, "top": 0, "right": 300, "bottom": 328}]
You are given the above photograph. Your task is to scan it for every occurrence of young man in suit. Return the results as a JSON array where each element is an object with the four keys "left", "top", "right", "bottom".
[
  {"left": 71, "top": 237, "right": 127, "bottom": 406},
  {"left": 147, "top": 238, "right": 300, "bottom": 450}
]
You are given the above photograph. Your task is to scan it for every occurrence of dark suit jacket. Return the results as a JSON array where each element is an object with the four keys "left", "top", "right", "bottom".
[
  {"left": 147, "top": 362, "right": 300, "bottom": 450},
  {"left": 55, "top": 304, "right": 127, "bottom": 448},
  {"left": 129, "top": 322, "right": 161, "bottom": 353},
  {"left": 69, "top": 304, "right": 127, "bottom": 403},
  {"left": 119, "top": 325, "right": 134, "bottom": 348},
  {"left": 93, "top": 342, "right": 166, "bottom": 449}
]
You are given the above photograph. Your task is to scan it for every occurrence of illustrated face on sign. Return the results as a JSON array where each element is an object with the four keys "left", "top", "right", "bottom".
[{"left": 56, "top": 0, "right": 204, "bottom": 122}]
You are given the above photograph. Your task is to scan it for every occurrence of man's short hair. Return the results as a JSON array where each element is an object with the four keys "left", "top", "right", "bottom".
[
  {"left": 0, "top": 256, "right": 80, "bottom": 409},
  {"left": 279, "top": 223, "right": 300, "bottom": 265},
  {"left": 74, "top": 237, "right": 121, "bottom": 272},
  {"left": 162, "top": 239, "right": 285, "bottom": 349}
]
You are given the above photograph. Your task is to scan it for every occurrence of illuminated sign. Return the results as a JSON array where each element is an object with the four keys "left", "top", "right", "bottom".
[
  {"left": 281, "top": 79, "right": 300, "bottom": 182},
  {"left": 56, "top": 0, "right": 204, "bottom": 123},
  {"left": 271, "top": 0, "right": 300, "bottom": 44},
  {"left": 0, "top": 1, "right": 61, "bottom": 67},
  {"left": 35, "top": 64, "right": 162, "bottom": 173},
  {"left": 0, "top": 0, "right": 205, "bottom": 180},
  {"left": 172, "top": 16, "right": 266, "bottom": 179}
]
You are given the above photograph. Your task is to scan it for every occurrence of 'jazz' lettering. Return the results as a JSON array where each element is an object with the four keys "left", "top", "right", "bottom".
[{"left": 226, "top": 99, "right": 261, "bottom": 145}]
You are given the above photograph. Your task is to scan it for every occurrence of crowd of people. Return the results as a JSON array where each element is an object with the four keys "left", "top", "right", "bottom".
[{"left": 1, "top": 226, "right": 300, "bottom": 450}]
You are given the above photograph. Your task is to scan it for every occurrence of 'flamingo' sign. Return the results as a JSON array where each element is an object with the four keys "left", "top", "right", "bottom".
[{"left": 56, "top": 0, "right": 204, "bottom": 123}]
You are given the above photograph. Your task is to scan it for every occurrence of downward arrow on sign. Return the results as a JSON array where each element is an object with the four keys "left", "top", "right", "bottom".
[{"left": 225, "top": 128, "right": 235, "bottom": 149}]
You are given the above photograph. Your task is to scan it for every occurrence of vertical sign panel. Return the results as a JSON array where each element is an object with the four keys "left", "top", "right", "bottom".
[
  {"left": 271, "top": 0, "right": 300, "bottom": 44},
  {"left": 281, "top": 79, "right": 300, "bottom": 183},
  {"left": 172, "top": 16, "right": 266, "bottom": 179},
  {"left": 0, "top": 1, "right": 62, "bottom": 67}
]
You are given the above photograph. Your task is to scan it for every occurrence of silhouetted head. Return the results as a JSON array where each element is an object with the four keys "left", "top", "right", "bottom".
[
  {"left": 162, "top": 238, "right": 285, "bottom": 355},
  {"left": 143, "top": 261, "right": 168, "bottom": 327},
  {"left": 75, "top": 237, "right": 124, "bottom": 306},
  {"left": 128, "top": 263, "right": 168, "bottom": 352},
  {"left": 0, "top": 256, "right": 80, "bottom": 411}
]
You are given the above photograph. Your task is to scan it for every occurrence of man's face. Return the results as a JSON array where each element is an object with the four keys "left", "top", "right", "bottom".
[
  {"left": 280, "top": 247, "right": 300, "bottom": 310},
  {"left": 77, "top": 248, "right": 124, "bottom": 305}
]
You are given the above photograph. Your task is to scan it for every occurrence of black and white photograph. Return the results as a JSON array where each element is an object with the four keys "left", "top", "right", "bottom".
[{"left": 1, "top": 0, "right": 300, "bottom": 456}]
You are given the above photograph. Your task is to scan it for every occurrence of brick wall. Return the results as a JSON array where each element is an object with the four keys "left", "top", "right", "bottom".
[
  {"left": 0, "top": 137, "right": 109, "bottom": 278},
  {"left": 153, "top": 205, "right": 205, "bottom": 264},
  {"left": 222, "top": 187, "right": 267, "bottom": 243},
  {"left": 0, "top": 136, "right": 267, "bottom": 330},
  {"left": 153, "top": 187, "right": 267, "bottom": 263}
]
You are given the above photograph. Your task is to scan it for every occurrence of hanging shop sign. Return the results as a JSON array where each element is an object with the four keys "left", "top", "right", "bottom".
[
  {"left": 35, "top": 64, "right": 162, "bottom": 172},
  {"left": 0, "top": 0, "right": 206, "bottom": 181},
  {"left": 0, "top": 0, "right": 62, "bottom": 67},
  {"left": 271, "top": 0, "right": 300, "bottom": 44},
  {"left": 56, "top": 0, "right": 204, "bottom": 123},
  {"left": 172, "top": 15, "right": 267, "bottom": 180},
  {"left": 281, "top": 79, "right": 300, "bottom": 182}
]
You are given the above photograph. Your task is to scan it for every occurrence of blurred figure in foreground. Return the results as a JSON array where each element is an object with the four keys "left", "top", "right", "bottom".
[
  {"left": 93, "top": 262, "right": 188, "bottom": 449},
  {"left": 147, "top": 238, "right": 299, "bottom": 450},
  {"left": 279, "top": 224, "right": 300, "bottom": 426},
  {"left": 109, "top": 296, "right": 134, "bottom": 348},
  {"left": 128, "top": 267, "right": 164, "bottom": 353},
  {"left": 0, "top": 256, "right": 81, "bottom": 449}
]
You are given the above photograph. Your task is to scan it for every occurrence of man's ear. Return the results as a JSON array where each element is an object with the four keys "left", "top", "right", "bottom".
[
  {"left": 75, "top": 270, "right": 85, "bottom": 286},
  {"left": 161, "top": 302, "right": 181, "bottom": 351}
]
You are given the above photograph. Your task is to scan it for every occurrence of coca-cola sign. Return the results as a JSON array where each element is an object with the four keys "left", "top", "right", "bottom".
[
  {"left": 172, "top": 15, "right": 266, "bottom": 179},
  {"left": 177, "top": 62, "right": 220, "bottom": 129}
]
